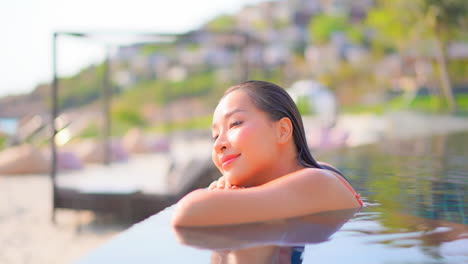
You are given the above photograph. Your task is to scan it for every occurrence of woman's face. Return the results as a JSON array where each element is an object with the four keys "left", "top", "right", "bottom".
[{"left": 211, "top": 90, "right": 280, "bottom": 186}]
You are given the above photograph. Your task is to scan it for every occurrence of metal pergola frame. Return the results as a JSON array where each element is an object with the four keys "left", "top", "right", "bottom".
[
  {"left": 50, "top": 30, "right": 255, "bottom": 222},
  {"left": 51, "top": 31, "right": 186, "bottom": 222}
]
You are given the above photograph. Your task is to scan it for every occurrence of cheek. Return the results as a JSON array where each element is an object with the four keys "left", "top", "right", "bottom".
[
  {"left": 211, "top": 149, "right": 221, "bottom": 170},
  {"left": 229, "top": 125, "right": 256, "bottom": 146},
  {"left": 237, "top": 123, "right": 275, "bottom": 155}
]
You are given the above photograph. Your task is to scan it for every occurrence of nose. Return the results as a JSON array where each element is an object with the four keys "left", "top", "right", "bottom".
[{"left": 213, "top": 132, "right": 228, "bottom": 153}]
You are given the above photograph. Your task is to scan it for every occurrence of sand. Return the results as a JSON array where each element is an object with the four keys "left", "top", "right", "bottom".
[
  {"left": 0, "top": 174, "right": 130, "bottom": 264},
  {"left": 0, "top": 137, "right": 212, "bottom": 264}
]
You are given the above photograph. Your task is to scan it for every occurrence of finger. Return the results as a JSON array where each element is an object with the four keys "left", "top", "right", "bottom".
[
  {"left": 208, "top": 181, "right": 217, "bottom": 190},
  {"left": 217, "top": 177, "right": 225, "bottom": 188},
  {"left": 225, "top": 182, "right": 232, "bottom": 189}
]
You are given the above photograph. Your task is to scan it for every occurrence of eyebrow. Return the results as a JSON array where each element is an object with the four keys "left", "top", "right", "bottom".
[{"left": 211, "top": 108, "right": 246, "bottom": 129}]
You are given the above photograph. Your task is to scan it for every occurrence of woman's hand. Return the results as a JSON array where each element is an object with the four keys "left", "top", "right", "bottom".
[{"left": 208, "top": 176, "right": 243, "bottom": 190}]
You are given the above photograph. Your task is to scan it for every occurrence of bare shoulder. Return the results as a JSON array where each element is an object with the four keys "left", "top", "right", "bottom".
[
  {"left": 317, "top": 161, "right": 339, "bottom": 171},
  {"left": 263, "top": 167, "right": 338, "bottom": 188},
  {"left": 281, "top": 167, "right": 360, "bottom": 208}
]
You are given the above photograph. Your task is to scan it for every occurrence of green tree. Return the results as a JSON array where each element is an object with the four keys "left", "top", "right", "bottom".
[
  {"left": 308, "top": 14, "right": 348, "bottom": 45},
  {"left": 422, "top": 0, "right": 468, "bottom": 112},
  {"left": 206, "top": 14, "right": 236, "bottom": 32},
  {"left": 367, "top": 0, "right": 468, "bottom": 112},
  {"left": 308, "top": 14, "right": 365, "bottom": 45}
]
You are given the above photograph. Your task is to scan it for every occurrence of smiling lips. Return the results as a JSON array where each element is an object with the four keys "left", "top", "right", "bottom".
[{"left": 221, "top": 154, "right": 241, "bottom": 169}]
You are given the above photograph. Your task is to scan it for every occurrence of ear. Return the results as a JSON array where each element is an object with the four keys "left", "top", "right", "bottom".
[{"left": 276, "top": 117, "right": 293, "bottom": 144}]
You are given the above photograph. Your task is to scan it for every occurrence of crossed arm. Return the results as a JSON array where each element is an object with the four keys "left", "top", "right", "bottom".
[{"left": 171, "top": 168, "right": 361, "bottom": 227}]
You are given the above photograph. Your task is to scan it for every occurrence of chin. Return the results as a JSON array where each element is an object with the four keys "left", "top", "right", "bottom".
[{"left": 225, "top": 171, "right": 250, "bottom": 187}]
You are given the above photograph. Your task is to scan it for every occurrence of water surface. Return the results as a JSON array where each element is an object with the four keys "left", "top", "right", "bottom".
[{"left": 79, "top": 132, "right": 468, "bottom": 263}]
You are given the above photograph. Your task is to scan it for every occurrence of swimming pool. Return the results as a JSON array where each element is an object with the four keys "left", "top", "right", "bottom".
[
  {"left": 78, "top": 131, "right": 468, "bottom": 263},
  {"left": 0, "top": 118, "right": 18, "bottom": 135}
]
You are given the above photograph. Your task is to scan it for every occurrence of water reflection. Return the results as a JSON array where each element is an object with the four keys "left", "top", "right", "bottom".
[
  {"left": 172, "top": 132, "right": 468, "bottom": 262},
  {"left": 210, "top": 245, "right": 295, "bottom": 264},
  {"left": 78, "top": 132, "right": 468, "bottom": 263},
  {"left": 315, "top": 132, "right": 468, "bottom": 261},
  {"left": 174, "top": 208, "right": 359, "bottom": 264},
  {"left": 321, "top": 132, "right": 467, "bottom": 226}
]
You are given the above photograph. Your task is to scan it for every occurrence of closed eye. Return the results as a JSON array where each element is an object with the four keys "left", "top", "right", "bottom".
[{"left": 229, "top": 120, "right": 243, "bottom": 128}]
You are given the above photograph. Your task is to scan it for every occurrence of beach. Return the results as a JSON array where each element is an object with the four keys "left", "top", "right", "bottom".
[
  {"left": 0, "top": 135, "right": 213, "bottom": 264},
  {"left": 0, "top": 174, "right": 129, "bottom": 264}
]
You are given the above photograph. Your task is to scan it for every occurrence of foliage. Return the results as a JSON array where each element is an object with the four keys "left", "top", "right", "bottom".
[
  {"left": 367, "top": 0, "right": 467, "bottom": 48},
  {"left": 31, "top": 0, "right": 468, "bottom": 129},
  {"left": 341, "top": 103, "right": 386, "bottom": 115},
  {"left": 295, "top": 96, "right": 314, "bottom": 115},
  {"left": 307, "top": 14, "right": 365, "bottom": 45},
  {"left": 106, "top": 69, "right": 225, "bottom": 137},
  {"left": 149, "top": 115, "right": 213, "bottom": 134},
  {"left": 113, "top": 70, "right": 217, "bottom": 109},
  {"left": 449, "top": 61, "right": 468, "bottom": 83},
  {"left": 167, "top": 70, "right": 216, "bottom": 100},
  {"left": 206, "top": 14, "right": 237, "bottom": 32},
  {"left": 342, "top": 94, "right": 468, "bottom": 115},
  {"left": 0, "top": 135, "right": 5, "bottom": 150},
  {"left": 366, "top": 0, "right": 468, "bottom": 112},
  {"left": 112, "top": 107, "right": 147, "bottom": 127},
  {"left": 308, "top": 14, "right": 348, "bottom": 44},
  {"left": 365, "top": 2, "right": 416, "bottom": 51},
  {"left": 422, "top": 0, "right": 468, "bottom": 40},
  {"left": 455, "top": 94, "right": 468, "bottom": 115},
  {"left": 346, "top": 24, "right": 366, "bottom": 45},
  {"left": 78, "top": 122, "right": 100, "bottom": 138},
  {"left": 388, "top": 95, "right": 448, "bottom": 113},
  {"left": 249, "top": 68, "right": 287, "bottom": 88},
  {"left": 56, "top": 63, "right": 116, "bottom": 111},
  {"left": 140, "top": 43, "right": 175, "bottom": 56}
]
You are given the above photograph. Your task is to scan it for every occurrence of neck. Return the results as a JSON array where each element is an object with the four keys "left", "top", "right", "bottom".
[{"left": 249, "top": 142, "right": 304, "bottom": 186}]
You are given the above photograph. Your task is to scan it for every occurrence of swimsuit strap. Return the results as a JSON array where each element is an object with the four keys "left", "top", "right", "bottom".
[
  {"left": 291, "top": 246, "right": 304, "bottom": 264},
  {"left": 335, "top": 175, "right": 364, "bottom": 207},
  {"left": 319, "top": 164, "right": 352, "bottom": 184},
  {"left": 319, "top": 164, "right": 363, "bottom": 207}
]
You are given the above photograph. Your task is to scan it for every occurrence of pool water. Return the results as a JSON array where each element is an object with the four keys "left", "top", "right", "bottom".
[
  {"left": 0, "top": 118, "right": 18, "bottom": 135},
  {"left": 79, "top": 132, "right": 468, "bottom": 263},
  {"left": 306, "top": 131, "right": 468, "bottom": 263}
]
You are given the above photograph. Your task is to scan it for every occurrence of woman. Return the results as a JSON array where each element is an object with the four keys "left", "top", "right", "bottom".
[
  {"left": 174, "top": 208, "right": 358, "bottom": 263},
  {"left": 172, "top": 81, "right": 363, "bottom": 227}
]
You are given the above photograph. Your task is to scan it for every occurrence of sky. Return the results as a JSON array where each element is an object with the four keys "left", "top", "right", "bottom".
[{"left": 0, "top": 0, "right": 267, "bottom": 97}]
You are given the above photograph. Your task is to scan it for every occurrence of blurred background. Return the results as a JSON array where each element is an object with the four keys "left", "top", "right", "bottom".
[
  {"left": 0, "top": 0, "right": 467, "bottom": 263},
  {"left": 1, "top": 0, "right": 468, "bottom": 149}
]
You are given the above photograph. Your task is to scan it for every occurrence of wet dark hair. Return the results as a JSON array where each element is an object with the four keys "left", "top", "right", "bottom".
[{"left": 224, "top": 80, "right": 347, "bottom": 180}]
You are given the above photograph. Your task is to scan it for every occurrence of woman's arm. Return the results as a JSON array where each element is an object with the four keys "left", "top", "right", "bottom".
[
  {"left": 173, "top": 208, "right": 358, "bottom": 250},
  {"left": 172, "top": 168, "right": 361, "bottom": 227}
]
